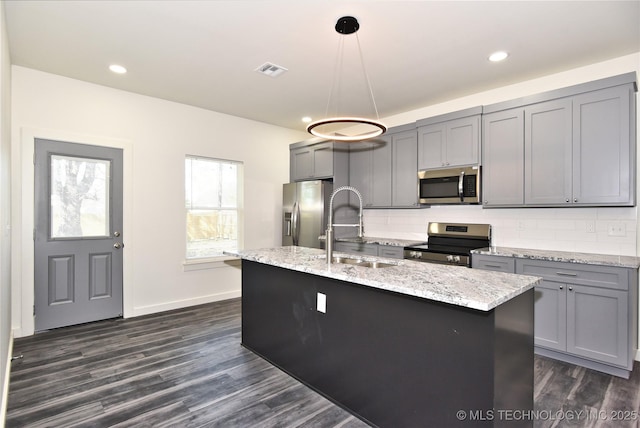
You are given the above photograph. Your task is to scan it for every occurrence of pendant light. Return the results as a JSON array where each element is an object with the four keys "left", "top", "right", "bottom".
[{"left": 306, "top": 16, "right": 386, "bottom": 142}]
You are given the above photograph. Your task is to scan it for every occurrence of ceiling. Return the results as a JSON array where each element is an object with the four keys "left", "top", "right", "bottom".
[{"left": 4, "top": 1, "right": 640, "bottom": 132}]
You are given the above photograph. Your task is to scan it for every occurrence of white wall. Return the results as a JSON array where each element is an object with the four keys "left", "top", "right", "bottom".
[
  {"left": 10, "top": 66, "right": 308, "bottom": 337},
  {"left": 0, "top": 0, "right": 11, "bottom": 419},
  {"left": 364, "top": 53, "right": 640, "bottom": 257}
]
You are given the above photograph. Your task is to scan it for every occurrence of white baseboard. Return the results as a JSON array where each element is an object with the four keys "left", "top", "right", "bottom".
[
  {"left": 131, "top": 290, "right": 241, "bottom": 318},
  {"left": 1, "top": 330, "right": 14, "bottom": 428}
]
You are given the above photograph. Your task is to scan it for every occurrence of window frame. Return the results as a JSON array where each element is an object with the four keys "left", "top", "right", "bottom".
[{"left": 184, "top": 155, "right": 243, "bottom": 268}]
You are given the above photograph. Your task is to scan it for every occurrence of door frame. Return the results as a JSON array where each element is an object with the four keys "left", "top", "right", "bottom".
[{"left": 13, "top": 128, "right": 133, "bottom": 337}]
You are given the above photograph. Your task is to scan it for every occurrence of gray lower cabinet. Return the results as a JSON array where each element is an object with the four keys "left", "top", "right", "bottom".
[
  {"left": 516, "top": 258, "right": 636, "bottom": 377},
  {"left": 333, "top": 241, "right": 378, "bottom": 256},
  {"left": 334, "top": 242, "right": 404, "bottom": 259},
  {"left": 471, "top": 254, "right": 515, "bottom": 273},
  {"left": 473, "top": 253, "right": 637, "bottom": 377},
  {"left": 376, "top": 245, "right": 404, "bottom": 259}
]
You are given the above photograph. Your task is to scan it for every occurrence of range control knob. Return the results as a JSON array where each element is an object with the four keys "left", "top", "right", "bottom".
[
  {"left": 446, "top": 255, "right": 454, "bottom": 262},
  {"left": 453, "top": 255, "right": 461, "bottom": 263}
]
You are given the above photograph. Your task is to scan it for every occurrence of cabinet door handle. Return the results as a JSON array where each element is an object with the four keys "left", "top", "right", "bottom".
[
  {"left": 559, "top": 286, "right": 563, "bottom": 290},
  {"left": 556, "top": 272, "right": 577, "bottom": 277},
  {"left": 485, "top": 264, "right": 502, "bottom": 268},
  {"left": 569, "top": 286, "right": 573, "bottom": 291}
]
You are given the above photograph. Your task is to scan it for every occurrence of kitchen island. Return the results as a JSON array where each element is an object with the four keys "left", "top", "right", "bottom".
[{"left": 228, "top": 246, "right": 541, "bottom": 427}]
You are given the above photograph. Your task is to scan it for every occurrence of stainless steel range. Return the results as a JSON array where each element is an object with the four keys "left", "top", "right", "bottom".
[{"left": 404, "top": 222, "right": 491, "bottom": 267}]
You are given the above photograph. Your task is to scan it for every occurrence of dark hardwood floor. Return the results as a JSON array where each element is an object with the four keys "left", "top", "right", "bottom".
[{"left": 5, "top": 298, "right": 640, "bottom": 428}]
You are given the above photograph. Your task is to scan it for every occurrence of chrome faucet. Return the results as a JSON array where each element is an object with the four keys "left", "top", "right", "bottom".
[{"left": 326, "top": 186, "right": 364, "bottom": 267}]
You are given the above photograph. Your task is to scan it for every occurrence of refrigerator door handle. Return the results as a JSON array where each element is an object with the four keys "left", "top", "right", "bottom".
[{"left": 292, "top": 201, "right": 300, "bottom": 246}]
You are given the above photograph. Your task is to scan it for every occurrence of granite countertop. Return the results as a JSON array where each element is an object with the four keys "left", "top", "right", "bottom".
[
  {"left": 472, "top": 246, "right": 640, "bottom": 269},
  {"left": 225, "top": 246, "right": 540, "bottom": 312},
  {"left": 333, "top": 236, "right": 426, "bottom": 247}
]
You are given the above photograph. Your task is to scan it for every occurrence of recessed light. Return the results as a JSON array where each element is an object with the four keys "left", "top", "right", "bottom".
[
  {"left": 488, "top": 51, "right": 509, "bottom": 62},
  {"left": 109, "top": 64, "right": 127, "bottom": 74},
  {"left": 302, "top": 117, "right": 312, "bottom": 123}
]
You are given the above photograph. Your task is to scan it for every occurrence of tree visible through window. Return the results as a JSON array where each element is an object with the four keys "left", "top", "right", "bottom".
[{"left": 185, "top": 156, "right": 242, "bottom": 259}]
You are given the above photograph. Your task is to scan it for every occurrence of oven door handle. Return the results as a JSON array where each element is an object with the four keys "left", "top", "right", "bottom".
[{"left": 458, "top": 171, "right": 464, "bottom": 202}]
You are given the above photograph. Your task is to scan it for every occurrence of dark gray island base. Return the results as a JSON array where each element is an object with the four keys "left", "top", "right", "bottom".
[{"left": 241, "top": 260, "right": 534, "bottom": 428}]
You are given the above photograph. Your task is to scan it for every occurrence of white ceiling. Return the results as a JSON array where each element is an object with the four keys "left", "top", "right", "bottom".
[{"left": 4, "top": 1, "right": 640, "bottom": 132}]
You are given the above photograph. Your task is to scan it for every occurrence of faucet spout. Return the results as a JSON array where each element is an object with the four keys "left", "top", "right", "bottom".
[{"left": 326, "top": 186, "right": 364, "bottom": 267}]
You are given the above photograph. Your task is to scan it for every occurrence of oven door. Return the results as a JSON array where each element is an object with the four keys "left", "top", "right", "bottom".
[{"left": 418, "top": 167, "right": 480, "bottom": 205}]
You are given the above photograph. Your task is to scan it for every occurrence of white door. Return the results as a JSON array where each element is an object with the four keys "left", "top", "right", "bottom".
[{"left": 34, "top": 139, "right": 124, "bottom": 331}]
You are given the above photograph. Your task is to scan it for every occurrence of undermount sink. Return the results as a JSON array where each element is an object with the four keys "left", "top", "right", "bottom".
[
  {"left": 330, "top": 256, "right": 396, "bottom": 268},
  {"left": 356, "top": 261, "right": 396, "bottom": 269},
  {"left": 331, "top": 256, "right": 363, "bottom": 265}
]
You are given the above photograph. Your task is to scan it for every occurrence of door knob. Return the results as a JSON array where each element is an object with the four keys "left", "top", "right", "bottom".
[{"left": 114, "top": 243, "right": 124, "bottom": 249}]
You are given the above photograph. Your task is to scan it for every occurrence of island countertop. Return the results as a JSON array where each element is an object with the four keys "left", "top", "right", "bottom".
[{"left": 226, "top": 246, "right": 541, "bottom": 311}]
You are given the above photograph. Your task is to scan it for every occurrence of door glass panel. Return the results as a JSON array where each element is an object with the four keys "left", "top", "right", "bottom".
[{"left": 50, "top": 155, "right": 110, "bottom": 238}]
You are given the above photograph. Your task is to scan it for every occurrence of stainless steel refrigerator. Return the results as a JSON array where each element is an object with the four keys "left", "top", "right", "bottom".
[{"left": 282, "top": 180, "right": 332, "bottom": 248}]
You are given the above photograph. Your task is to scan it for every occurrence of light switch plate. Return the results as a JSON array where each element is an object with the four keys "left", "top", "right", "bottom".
[{"left": 317, "top": 292, "right": 326, "bottom": 313}]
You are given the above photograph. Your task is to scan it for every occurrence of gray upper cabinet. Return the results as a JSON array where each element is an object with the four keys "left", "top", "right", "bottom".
[
  {"left": 290, "top": 141, "right": 335, "bottom": 181},
  {"left": 349, "top": 140, "right": 392, "bottom": 207},
  {"left": 348, "top": 125, "right": 419, "bottom": 208},
  {"left": 483, "top": 73, "right": 637, "bottom": 208},
  {"left": 289, "top": 140, "right": 353, "bottom": 236},
  {"left": 391, "top": 130, "right": 419, "bottom": 207},
  {"left": 482, "top": 108, "right": 525, "bottom": 206},
  {"left": 572, "top": 85, "right": 634, "bottom": 205},
  {"left": 525, "top": 98, "right": 573, "bottom": 205},
  {"left": 417, "top": 108, "right": 481, "bottom": 170}
]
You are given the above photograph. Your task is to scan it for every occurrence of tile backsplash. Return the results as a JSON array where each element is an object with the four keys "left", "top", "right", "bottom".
[{"left": 363, "top": 205, "right": 638, "bottom": 256}]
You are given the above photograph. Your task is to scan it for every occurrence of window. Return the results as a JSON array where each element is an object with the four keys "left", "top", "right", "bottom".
[{"left": 185, "top": 156, "right": 243, "bottom": 259}]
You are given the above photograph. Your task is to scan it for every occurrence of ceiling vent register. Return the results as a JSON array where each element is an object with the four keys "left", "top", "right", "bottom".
[{"left": 255, "top": 62, "right": 288, "bottom": 78}]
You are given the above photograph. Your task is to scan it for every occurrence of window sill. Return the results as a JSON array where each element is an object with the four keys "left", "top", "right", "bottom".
[{"left": 183, "top": 256, "right": 241, "bottom": 272}]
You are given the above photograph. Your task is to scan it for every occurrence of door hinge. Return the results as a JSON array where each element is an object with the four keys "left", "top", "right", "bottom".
[
  {"left": 33, "top": 152, "right": 35, "bottom": 165},
  {"left": 33, "top": 305, "right": 35, "bottom": 316},
  {"left": 33, "top": 229, "right": 36, "bottom": 241}
]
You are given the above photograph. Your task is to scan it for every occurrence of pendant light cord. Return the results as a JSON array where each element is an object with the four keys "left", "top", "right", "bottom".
[
  {"left": 325, "top": 32, "right": 344, "bottom": 118},
  {"left": 355, "top": 31, "right": 381, "bottom": 121},
  {"left": 324, "top": 24, "right": 380, "bottom": 120}
]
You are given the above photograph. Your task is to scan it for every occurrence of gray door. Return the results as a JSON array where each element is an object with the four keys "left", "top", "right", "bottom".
[{"left": 34, "top": 139, "right": 124, "bottom": 331}]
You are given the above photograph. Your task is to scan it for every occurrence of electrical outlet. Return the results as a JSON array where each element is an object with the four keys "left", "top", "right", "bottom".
[
  {"left": 607, "top": 222, "right": 626, "bottom": 237},
  {"left": 317, "top": 292, "right": 326, "bottom": 313},
  {"left": 586, "top": 221, "right": 595, "bottom": 233}
]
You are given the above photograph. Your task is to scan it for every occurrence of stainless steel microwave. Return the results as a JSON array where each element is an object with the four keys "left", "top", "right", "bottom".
[{"left": 418, "top": 166, "right": 480, "bottom": 205}]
